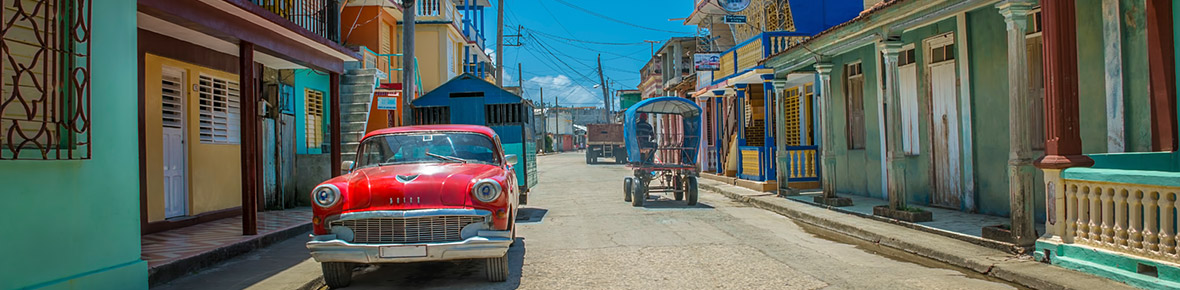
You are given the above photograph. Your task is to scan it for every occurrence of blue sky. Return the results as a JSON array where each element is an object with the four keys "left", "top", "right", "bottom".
[{"left": 479, "top": 0, "right": 695, "bottom": 109}]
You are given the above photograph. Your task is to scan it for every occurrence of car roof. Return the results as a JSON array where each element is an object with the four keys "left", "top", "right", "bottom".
[{"left": 362, "top": 125, "right": 499, "bottom": 140}]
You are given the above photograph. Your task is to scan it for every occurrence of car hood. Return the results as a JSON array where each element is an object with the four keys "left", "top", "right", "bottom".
[{"left": 343, "top": 163, "right": 501, "bottom": 210}]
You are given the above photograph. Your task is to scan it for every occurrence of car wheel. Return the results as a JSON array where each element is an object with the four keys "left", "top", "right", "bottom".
[
  {"left": 686, "top": 176, "right": 699, "bottom": 206},
  {"left": 486, "top": 253, "right": 510, "bottom": 282},
  {"left": 623, "top": 177, "right": 633, "bottom": 202},
  {"left": 322, "top": 262, "right": 353, "bottom": 289},
  {"left": 631, "top": 181, "right": 645, "bottom": 207},
  {"left": 673, "top": 175, "right": 684, "bottom": 201}
]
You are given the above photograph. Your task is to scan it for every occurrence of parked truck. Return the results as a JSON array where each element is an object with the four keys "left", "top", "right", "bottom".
[{"left": 586, "top": 123, "right": 625, "bottom": 164}]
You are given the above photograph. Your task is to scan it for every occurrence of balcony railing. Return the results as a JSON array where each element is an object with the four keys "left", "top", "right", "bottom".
[
  {"left": 356, "top": 46, "right": 422, "bottom": 91},
  {"left": 252, "top": 0, "right": 341, "bottom": 42},
  {"left": 715, "top": 32, "right": 811, "bottom": 82},
  {"left": 417, "top": 0, "right": 463, "bottom": 30}
]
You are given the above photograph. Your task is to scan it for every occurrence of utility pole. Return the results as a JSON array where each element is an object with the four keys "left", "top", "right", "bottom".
[
  {"left": 597, "top": 54, "right": 609, "bottom": 123},
  {"left": 517, "top": 63, "right": 523, "bottom": 89},
  {"left": 402, "top": 0, "right": 416, "bottom": 125},
  {"left": 495, "top": 0, "right": 504, "bottom": 86},
  {"left": 643, "top": 40, "right": 660, "bottom": 57},
  {"left": 541, "top": 87, "right": 547, "bottom": 152}
]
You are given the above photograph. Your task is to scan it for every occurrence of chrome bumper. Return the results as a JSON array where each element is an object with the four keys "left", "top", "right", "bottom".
[{"left": 306, "top": 230, "right": 512, "bottom": 264}]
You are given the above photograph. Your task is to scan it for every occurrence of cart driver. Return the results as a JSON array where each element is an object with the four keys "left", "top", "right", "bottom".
[{"left": 635, "top": 113, "right": 656, "bottom": 164}]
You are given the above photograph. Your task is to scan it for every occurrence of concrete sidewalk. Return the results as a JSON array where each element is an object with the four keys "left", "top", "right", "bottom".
[
  {"left": 696, "top": 178, "right": 1139, "bottom": 290},
  {"left": 154, "top": 232, "right": 325, "bottom": 290}
]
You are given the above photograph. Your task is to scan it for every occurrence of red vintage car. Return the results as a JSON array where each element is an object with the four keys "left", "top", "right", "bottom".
[{"left": 306, "top": 125, "right": 519, "bottom": 288}]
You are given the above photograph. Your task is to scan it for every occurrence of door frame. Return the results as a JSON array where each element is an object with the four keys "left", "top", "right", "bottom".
[
  {"left": 161, "top": 65, "right": 190, "bottom": 218},
  {"left": 923, "top": 32, "right": 962, "bottom": 209}
]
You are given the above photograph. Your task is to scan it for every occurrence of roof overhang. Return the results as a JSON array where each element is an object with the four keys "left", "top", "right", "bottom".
[{"left": 138, "top": 13, "right": 305, "bottom": 69}]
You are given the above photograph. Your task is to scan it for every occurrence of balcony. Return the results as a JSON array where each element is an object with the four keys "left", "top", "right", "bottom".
[
  {"left": 714, "top": 32, "right": 811, "bottom": 83},
  {"left": 251, "top": 0, "right": 341, "bottom": 42}
]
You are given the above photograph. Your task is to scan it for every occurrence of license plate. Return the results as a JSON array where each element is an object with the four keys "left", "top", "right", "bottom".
[{"left": 379, "top": 245, "right": 427, "bottom": 258}]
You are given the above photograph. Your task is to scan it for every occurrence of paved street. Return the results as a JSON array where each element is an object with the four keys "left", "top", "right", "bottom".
[{"left": 332, "top": 152, "right": 1023, "bottom": 289}]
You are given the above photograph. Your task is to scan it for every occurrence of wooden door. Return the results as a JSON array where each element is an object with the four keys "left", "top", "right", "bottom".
[
  {"left": 161, "top": 67, "right": 188, "bottom": 218},
  {"left": 930, "top": 61, "right": 961, "bottom": 208}
]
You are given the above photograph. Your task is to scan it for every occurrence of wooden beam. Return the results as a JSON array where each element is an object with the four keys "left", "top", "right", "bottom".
[
  {"left": 241, "top": 42, "right": 258, "bottom": 236},
  {"left": 331, "top": 72, "right": 342, "bottom": 177},
  {"left": 1034, "top": 0, "right": 1093, "bottom": 170}
]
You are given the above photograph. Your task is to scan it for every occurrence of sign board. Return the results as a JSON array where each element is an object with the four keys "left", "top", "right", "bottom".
[
  {"left": 717, "top": 0, "right": 752, "bottom": 13},
  {"left": 723, "top": 15, "right": 747, "bottom": 24},
  {"left": 694, "top": 53, "right": 721, "bottom": 71},
  {"left": 376, "top": 96, "right": 399, "bottom": 110}
]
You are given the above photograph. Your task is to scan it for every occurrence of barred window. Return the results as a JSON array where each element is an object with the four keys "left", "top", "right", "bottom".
[
  {"left": 1, "top": 0, "right": 92, "bottom": 160},
  {"left": 486, "top": 103, "right": 523, "bottom": 126},
  {"left": 413, "top": 106, "right": 450, "bottom": 125},
  {"left": 197, "top": 74, "right": 241, "bottom": 144},
  {"left": 305, "top": 89, "right": 324, "bottom": 149}
]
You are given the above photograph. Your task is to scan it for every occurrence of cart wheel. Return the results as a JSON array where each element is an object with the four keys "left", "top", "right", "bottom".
[
  {"left": 686, "top": 176, "right": 699, "bottom": 206},
  {"left": 673, "top": 175, "right": 684, "bottom": 201},
  {"left": 631, "top": 181, "right": 645, "bottom": 207},
  {"left": 623, "top": 177, "right": 634, "bottom": 202}
]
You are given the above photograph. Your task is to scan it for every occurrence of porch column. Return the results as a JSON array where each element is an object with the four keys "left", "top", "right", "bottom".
[
  {"left": 773, "top": 79, "right": 791, "bottom": 193},
  {"left": 713, "top": 90, "right": 726, "bottom": 175},
  {"left": 880, "top": 41, "right": 908, "bottom": 210},
  {"left": 815, "top": 64, "right": 837, "bottom": 198},
  {"left": 330, "top": 72, "right": 342, "bottom": 176},
  {"left": 736, "top": 84, "right": 748, "bottom": 178},
  {"left": 1035, "top": 0, "right": 1094, "bottom": 170},
  {"left": 761, "top": 74, "right": 776, "bottom": 182},
  {"left": 240, "top": 42, "right": 258, "bottom": 236},
  {"left": 999, "top": 0, "right": 1038, "bottom": 247},
  {"left": 1147, "top": 0, "right": 1177, "bottom": 151}
]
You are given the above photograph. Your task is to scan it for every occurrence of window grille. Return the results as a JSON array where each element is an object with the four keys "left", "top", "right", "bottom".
[
  {"left": 413, "top": 107, "right": 450, "bottom": 125},
  {"left": 197, "top": 74, "right": 241, "bottom": 144},
  {"left": 305, "top": 89, "right": 324, "bottom": 149},
  {"left": 1, "top": 0, "right": 92, "bottom": 160},
  {"left": 486, "top": 103, "right": 523, "bottom": 126}
]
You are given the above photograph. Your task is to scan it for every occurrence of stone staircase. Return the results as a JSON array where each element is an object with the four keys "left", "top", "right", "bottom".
[{"left": 339, "top": 66, "right": 382, "bottom": 163}]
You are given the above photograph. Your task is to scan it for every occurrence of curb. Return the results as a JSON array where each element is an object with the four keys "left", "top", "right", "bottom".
[
  {"left": 297, "top": 275, "right": 325, "bottom": 290},
  {"left": 147, "top": 222, "right": 314, "bottom": 287},
  {"left": 698, "top": 181, "right": 1138, "bottom": 290}
]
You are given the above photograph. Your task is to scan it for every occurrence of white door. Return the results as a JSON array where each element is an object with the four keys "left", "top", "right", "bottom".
[
  {"left": 899, "top": 64, "right": 920, "bottom": 155},
  {"left": 161, "top": 67, "right": 188, "bottom": 218},
  {"left": 930, "top": 61, "right": 961, "bottom": 208}
]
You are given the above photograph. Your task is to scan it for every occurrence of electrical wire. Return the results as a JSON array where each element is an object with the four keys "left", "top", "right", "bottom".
[{"left": 553, "top": 0, "right": 693, "bottom": 34}]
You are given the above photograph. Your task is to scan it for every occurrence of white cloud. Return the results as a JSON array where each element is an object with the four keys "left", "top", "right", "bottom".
[
  {"left": 484, "top": 48, "right": 496, "bottom": 65},
  {"left": 524, "top": 75, "right": 602, "bottom": 108}
]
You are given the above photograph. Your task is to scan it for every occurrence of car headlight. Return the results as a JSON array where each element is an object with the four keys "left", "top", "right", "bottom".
[
  {"left": 312, "top": 184, "right": 341, "bottom": 208},
  {"left": 471, "top": 179, "right": 502, "bottom": 203}
]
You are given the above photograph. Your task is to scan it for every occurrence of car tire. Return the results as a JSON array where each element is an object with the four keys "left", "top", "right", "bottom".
[
  {"left": 631, "top": 181, "right": 645, "bottom": 207},
  {"left": 623, "top": 177, "right": 634, "bottom": 202},
  {"left": 322, "top": 262, "right": 353, "bottom": 289},
  {"left": 486, "top": 253, "right": 510, "bottom": 282},
  {"left": 686, "top": 176, "right": 699, "bottom": 206}
]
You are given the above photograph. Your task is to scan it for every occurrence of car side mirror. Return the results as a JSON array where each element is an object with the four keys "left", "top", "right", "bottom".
[
  {"left": 341, "top": 161, "right": 355, "bottom": 174},
  {"left": 505, "top": 154, "right": 518, "bottom": 166}
]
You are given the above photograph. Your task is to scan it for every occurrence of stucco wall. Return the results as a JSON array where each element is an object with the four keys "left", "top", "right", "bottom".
[
  {"left": 0, "top": 0, "right": 149, "bottom": 288},
  {"left": 829, "top": 45, "right": 885, "bottom": 199},
  {"left": 294, "top": 69, "right": 332, "bottom": 155},
  {"left": 143, "top": 54, "right": 243, "bottom": 221},
  {"left": 1119, "top": 0, "right": 1153, "bottom": 153}
]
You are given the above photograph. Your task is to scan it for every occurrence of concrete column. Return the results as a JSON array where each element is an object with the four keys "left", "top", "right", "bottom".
[
  {"left": 761, "top": 74, "right": 776, "bottom": 182},
  {"left": 999, "top": 0, "right": 1038, "bottom": 247},
  {"left": 239, "top": 42, "right": 257, "bottom": 236},
  {"left": 1102, "top": 0, "right": 1126, "bottom": 153},
  {"left": 880, "top": 41, "right": 908, "bottom": 210},
  {"left": 815, "top": 64, "right": 837, "bottom": 198},
  {"left": 773, "top": 79, "right": 791, "bottom": 192},
  {"left": 1035, "top": 0, "right": 1094, "bottom": 170},
  {"left": 713, "top": 91, "right": 726, "bottom": 174}
]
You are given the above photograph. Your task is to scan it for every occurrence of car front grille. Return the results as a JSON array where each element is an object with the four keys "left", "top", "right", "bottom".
[{"left": 331, "top": 215, "right": 485, "bottom": 244}]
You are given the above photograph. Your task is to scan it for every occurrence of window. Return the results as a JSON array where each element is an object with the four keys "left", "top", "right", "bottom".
[
  {"left": 486, "top": 103, "right": 524, "bottom": 126},
  {"left": 783, "top": 87, "right": 801, "bottom": 146},
  {"left": 1027, "top": 9, "right": 1046, "bottom": 150},
  {"left": 844, "top": 62, "right": 866, "bottom": 150},
  {"left": 1, "top": 0, "right": 92, "bottom": 160},
  {"left": 413, "top": 106, "right": 451, "bottom": 125},
  {"left": 898, "top": 46, "right": 921, "bottom": 155},
  {"left": 197, "top": 74, "right": 241, "bottom": 144},
  {"left": 305, "top": 89, "right": 324, "bottom": 149}
]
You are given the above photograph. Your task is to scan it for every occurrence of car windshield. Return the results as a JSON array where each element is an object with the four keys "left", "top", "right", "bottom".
[{"left": 355, "top": 132, "right": 500, "bottom": 169}]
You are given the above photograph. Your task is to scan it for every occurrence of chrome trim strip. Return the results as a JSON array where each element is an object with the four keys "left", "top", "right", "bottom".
[{"left": 324, "top": 209, "right": 492, "bottom": 226}]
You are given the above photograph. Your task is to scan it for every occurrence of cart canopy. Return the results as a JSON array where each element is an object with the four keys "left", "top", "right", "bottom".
[{"left": 623, "top": 97, "right": 702, "bottom": 165}]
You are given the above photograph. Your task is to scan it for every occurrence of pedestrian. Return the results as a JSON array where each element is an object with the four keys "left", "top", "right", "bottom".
[{"left": 635, "top": 113, "right": 655, "bottom": 164}]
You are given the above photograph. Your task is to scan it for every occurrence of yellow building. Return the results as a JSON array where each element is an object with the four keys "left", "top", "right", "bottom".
[{"left": 411, "top": 0, "right": 495, "bottom": 93}]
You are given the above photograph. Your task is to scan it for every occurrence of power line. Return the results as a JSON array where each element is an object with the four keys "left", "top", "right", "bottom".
[
  {"left": 524, "top": 28, "right": 648, "bottom": 46},
  {"left": 553, "top": 0, "right": 693, "bottom": 34}
]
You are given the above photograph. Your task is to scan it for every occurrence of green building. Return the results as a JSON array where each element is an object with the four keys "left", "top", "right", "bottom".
[
  {"left": 0, "top": 0, "right": 149, "bottom": 288},
  {"left": 618, "top": 89, "right": 642, "bottom": 111},
  {"left": 763, "top": 0, "right": 1180, "bottom": 288}
]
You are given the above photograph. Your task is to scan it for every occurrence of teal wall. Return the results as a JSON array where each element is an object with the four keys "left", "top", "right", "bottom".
[
  {"left": 829, "top": 45, "right": 884, "bottom": 198},
  {"left": 0, "top": 0, "right": 149, "bottom": 288},
  {"left": 1077, "top": 0, "right": 1111, "bottom": 154},
  {"left": 967, "top": 5, "right": 1015, "bottom": 217},
  {"left": 1119, "top": 0, "right": 1153, "bottom": 153},
  {"left": 895, "top": 18, "right": 958, "bottom": 207},
  {"left": 294, "top": 69, "right": 332, "bottom": 154}
]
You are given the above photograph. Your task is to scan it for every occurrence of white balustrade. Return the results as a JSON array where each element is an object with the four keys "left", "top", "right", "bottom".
[{"left": 1050, "top": 174, "right": 1180, "bottom": 262}]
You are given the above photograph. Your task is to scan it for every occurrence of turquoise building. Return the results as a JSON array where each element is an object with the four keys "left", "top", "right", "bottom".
[{"left": 0, "top": 0, "right": 149, "bottom": 288}]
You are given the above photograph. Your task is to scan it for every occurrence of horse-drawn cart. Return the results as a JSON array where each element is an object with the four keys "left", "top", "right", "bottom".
[{"left": 622, "top": 97, "right": 702, "bottom": 206}]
